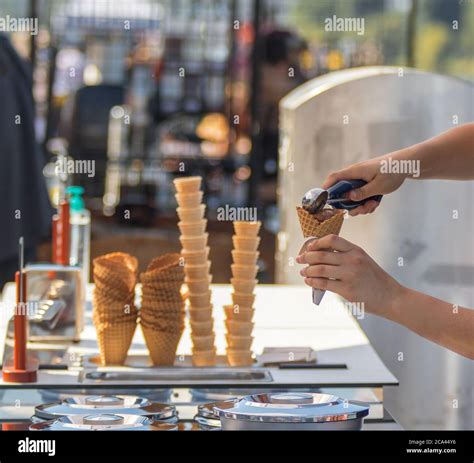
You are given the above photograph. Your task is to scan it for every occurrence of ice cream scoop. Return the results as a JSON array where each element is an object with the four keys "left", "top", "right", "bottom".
[{"left": 302, "top": 179, "right": 383, "bottom": 214}]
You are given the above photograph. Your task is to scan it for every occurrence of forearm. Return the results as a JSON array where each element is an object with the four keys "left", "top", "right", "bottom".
[
  {"left": 392, "top": 123, "right": 474, "bottom": 180},
  {"left": 384, "top": 287, "right": 474, "bottom": 359}
]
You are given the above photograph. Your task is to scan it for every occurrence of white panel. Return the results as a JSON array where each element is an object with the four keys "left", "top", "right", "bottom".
[{"left": 278, "top": 66, "right": 474, "bottom": 429}]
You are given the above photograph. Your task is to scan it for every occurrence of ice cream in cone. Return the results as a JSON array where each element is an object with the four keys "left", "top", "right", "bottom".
[{"left": 296, "top": 207, "right": 344, "bottom": 239}]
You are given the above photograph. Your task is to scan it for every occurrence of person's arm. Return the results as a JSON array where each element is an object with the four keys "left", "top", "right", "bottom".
[
  {"left": 389, "top": 287, "right": 473, "bottom": 359},
  {"left": 322, "top": 123, "right": 474, "bottom": 216},
  {"left": 409, "top": 123, "right": 474, "bottom": 180},
  {"left": 296, "top": 234, "right": 474, "bottom": 359}
]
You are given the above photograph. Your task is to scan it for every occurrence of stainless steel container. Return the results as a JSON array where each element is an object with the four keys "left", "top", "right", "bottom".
[
  {"left": 39, "top": 388, "right": 172, "bottom": 404},
  {"left": 31, "top": 395, "right": 178, "bottom": 424},
  {"left": 194, "top": 400, "right": 237, "bottom": 430},
  {"left": 25, "top": 264, "right": 84, "bottom": 341},
  {"left": 213, "top": 392, "right": 369, "bottom": 430},
  {"left": 30, "top": 414, "right": 178, "bottom": 431}
]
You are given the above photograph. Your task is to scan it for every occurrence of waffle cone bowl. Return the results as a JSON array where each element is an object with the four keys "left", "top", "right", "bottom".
[
  {"left": 141, "top": 324, "right": 183, "bottom": 366},
  {"left": 92, "top": 252, "right": 139, "bottom": 365},
  {"left": 95, "top": 320, "right": 137, "bottom": 365},
  {"left": 296, "top": 207, "right": 344, "bottom": 238},
  {"left": 139, "top": 253, "right": 186, "bottom": 365}
]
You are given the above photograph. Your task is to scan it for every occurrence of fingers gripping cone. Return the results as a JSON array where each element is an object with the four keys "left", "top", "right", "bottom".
[{"left": 296, "top": 207, "right": 345, "bottom": 305}]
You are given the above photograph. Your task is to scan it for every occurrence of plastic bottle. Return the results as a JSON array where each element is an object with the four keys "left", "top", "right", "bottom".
[{"left": 67, "top": 186, "right": 91, "bottom": 286}]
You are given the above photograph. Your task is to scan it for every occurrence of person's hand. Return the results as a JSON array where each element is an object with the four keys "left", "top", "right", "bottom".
[
  {"left": 296, "top": 234, "right": 403, "bottom": 315},
  {"left": 322, "top": 151, "right": 408, "bottom": 216}
]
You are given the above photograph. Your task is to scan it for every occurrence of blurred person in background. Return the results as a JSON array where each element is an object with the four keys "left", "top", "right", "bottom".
[
  {"left": 260, "top": 30, "right": 307, "bottom": 180},
  {"left": 297, "top": 124, "right": 474, "bottom": 359},
  {"left": 0, "top": 34, "right": 51, "bottom": 288}
]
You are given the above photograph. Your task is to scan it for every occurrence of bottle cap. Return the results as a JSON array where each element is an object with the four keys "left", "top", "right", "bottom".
[{"left": 66, "top": 186, "right": 85, "bottom": 212}]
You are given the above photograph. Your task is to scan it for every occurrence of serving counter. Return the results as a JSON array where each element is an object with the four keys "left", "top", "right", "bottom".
[{"left": 0, "top": 284, "right": 399, "bottom": 429}]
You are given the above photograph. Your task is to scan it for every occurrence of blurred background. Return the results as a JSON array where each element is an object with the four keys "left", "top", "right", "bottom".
[
  {"left": 0, "top": 0, "right": 472, "bottom": 430},
  {"left": 0, "top": 0, "right": 472, "bottom": 283}
]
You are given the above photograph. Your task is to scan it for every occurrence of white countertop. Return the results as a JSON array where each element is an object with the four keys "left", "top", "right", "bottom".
[{"left": 1, "top": 283, "right": 397, "bottom": 388}]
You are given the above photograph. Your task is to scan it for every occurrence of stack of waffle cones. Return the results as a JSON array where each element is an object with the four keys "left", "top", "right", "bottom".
[
  {"left": 139, "top": 254, "right": 185, "bottom": 366},
  {"left": 92, "top": 252, "right": 138, "bottom": 365},
  {"left": 174, "top": 176, "right": 216, "bottom": 367},
  {"left": 296, "top": 207, "right": 344, "bottom": 238},
  {"left": 225, "top": 221, "right": 261, "bottom": 366}
]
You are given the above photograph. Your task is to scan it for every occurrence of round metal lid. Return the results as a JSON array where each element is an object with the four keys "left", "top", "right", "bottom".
[
  {"left": 30, "top": 414, "right": 178, "bottom": 431},
  {"left": 195, "top": 399, "right": 237, "bottom": 428},
  {"left": 34, "top": 395, "right": 176, "bottom": 421},
  {"left": 213, "top": 393, "right": 369, "bottom": 424}
]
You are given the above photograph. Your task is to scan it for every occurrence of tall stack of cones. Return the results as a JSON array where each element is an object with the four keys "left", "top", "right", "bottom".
[
  {"left": 139, "top": 254, "right": 185, "bottom": 366},
  {"left": 225, "top": 221, "right": 261, "bottom": 366},
  {"left": 92, "top": 252, "right": 138, "bottom": 365},
  {"left": 174, "top": 176, "right": 216, "bottom": 367}
]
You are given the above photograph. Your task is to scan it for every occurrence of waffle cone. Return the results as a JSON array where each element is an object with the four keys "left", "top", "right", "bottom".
[
  {"left": 231, "top": 250, "right": 259, "bottom": 266},
  {"left": 296, "top": 207, "right": 344, "bottom": 238},
  {"left": 230, "top": 278, "right": 258, "bottom": 294},
  {"left": 177, "top": 205, "right": 206, "bottom": 222},
  {"left": 231, "top": 264, "right": 259, "bottom": 279},
  {"left": 95, "top": 320, "right": 137, "bottom": 365},
  {"left": 226, "top": 335, "right": 253, "bottom": 350},
  {"left": 189, "top": 306, "right": 213, "bottom": 322},
  {"left": 188, "top": 291, "right": 212, "bottom": 308},
  {"left": 181, "top": 247, "right": 210, "bottom": 266},
  {"left": 192, "top": 334, "right": 216, "bottom": 351},
  {"left": 190, "top": 319, "right": 215, "bottom": 336},
  {"left": 180, "top": 234, "right": 208, "bottom": 252},
  {"left": 192, "top": 349, "right": 217, "bottom": 367},
  {"left": 226, "top": 349, "right": 254, "bottom": 367},
  {"left": 173, "top": 176, "right": 202, "bottom": 193},
  {"left": 223, "top": 305, "right": 254, "bottom": 322},
  {"left": 233, "top": 221, "right": 261, "bottom": 237},
  {"left": 178, "top": 219, "right": 207, "bottom": 236},
  {"left": 231, "top": 292, "right": 256, "bottom": 308},
  {"left": 93, "top": 253, "right": 138, "bottom": 281},
  {"left": 232, "top": 236, "right": 261, "bottom": 252},
  {"left": 175, "top": 192, "right": 204, "bottom": 208},
  {"left": 141, "top": 324, "right": 183, "bottom": 366},
  {"left": 185, "top": 275, "right": 212, "bottom": 293},
  {"left": 225, "top": 320, "right": 254, "bottom": 336}
]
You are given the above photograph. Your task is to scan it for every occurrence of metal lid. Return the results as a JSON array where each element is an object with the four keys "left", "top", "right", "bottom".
[
  {"left": 30, "top": 414, "right": 178, "bottom": 431},
  {"left": 213, "top": 393, "right": 369, "bottom": 424},
  {"left": 34, "top": 395, "right": 176, "bottom": 421},
  {"left": 195, "top": 399, "right": 237, "bottom": 428}
]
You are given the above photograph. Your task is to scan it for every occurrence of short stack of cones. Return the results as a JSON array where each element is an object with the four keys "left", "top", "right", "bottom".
[
  {"left": 174, "top": 176, "right": 216, "bottom": 367},
  {"left": 225, "top": 221, "right": 261, "bottom": 366},
  {"left": 296, "top": 207, "right": 344, "bottom": 239},
  {"left": 139, "top": 254, "right": 185, "bottom": 366},
  {"left": 92, "top": 252, "right": 138, "bottom": 365}
]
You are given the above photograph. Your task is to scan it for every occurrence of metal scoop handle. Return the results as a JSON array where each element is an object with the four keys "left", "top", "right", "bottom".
[
  {"left": 299, "top": 237, "right": 326, "bottom": 306},
  {"left": 327, "top": 179, "right": 383, "bottom": 210}
]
